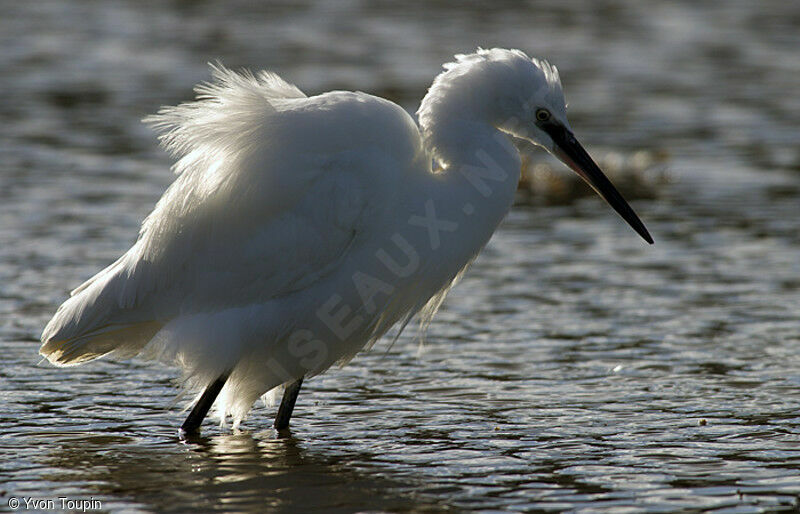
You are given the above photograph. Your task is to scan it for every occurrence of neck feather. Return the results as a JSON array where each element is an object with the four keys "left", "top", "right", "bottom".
[
  {"left": 416, "top": 71, "right": 522, "bottom": 242},
  {"left": 417, "top": 79, "right": 521, "bottom": 187},
  {"left": 418, "top": 77, "right": 488, "bottom": 168},
  {"left": 417, "top": 104, "right": 522, "bottom": 253}
]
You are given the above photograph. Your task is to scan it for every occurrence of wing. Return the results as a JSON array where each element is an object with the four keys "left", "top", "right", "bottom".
[{"left": 41, "top": 65, "right": 423, "bottom": 365}]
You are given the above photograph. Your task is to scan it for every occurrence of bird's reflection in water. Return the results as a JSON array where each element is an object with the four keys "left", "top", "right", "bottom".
[{"left": 42, "top": 429, "right": 443, "bottom": 513}]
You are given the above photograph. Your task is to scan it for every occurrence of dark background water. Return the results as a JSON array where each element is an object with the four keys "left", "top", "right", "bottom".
[{"left": 2, "top": 1, "right": 799, "bottom": 512}]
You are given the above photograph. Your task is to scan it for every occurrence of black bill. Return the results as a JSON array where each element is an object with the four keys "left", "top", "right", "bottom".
[{"left": 542, "top": 122, "right": 654, "bottom": 244}]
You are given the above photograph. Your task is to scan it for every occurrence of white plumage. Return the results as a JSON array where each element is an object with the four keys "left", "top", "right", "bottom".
[{"left": 41, "top": 48, "right": 651, "bottom": 428}]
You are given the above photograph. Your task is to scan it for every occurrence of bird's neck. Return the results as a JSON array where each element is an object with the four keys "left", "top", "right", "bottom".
[
  {"left": 417, "top": 79, "right": 519, "bottom": 177},
  {"left": 419, "top": 94, "right": 522, "bottom": 222},
  {"left": 410, "top": 103, "right": 522, "bottom": 283}
]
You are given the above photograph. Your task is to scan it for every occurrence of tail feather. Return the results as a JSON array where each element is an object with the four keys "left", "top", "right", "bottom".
[
  {"left": 40, "top": 321, "right": 163, "bottom": 366},
  {"left": 40, "top": 251, "right": 161, "bottom": 366}
]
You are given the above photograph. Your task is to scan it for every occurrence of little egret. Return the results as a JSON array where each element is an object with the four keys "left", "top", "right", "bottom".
[{"left": 40, "top": 48, "right": 652, "bottom": 434}]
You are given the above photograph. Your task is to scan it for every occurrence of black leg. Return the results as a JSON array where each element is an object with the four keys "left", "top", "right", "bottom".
[
  {"left": 274, "top": 377, "right": 304, "bottom": 430},
  {"left": 180, "top": 373, "right": 229, "bottom": 435}
]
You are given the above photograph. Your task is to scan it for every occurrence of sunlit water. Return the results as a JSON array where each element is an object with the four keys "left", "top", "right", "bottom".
[{"left": 2, "top": 1, "right": 800, "bottom": 512}]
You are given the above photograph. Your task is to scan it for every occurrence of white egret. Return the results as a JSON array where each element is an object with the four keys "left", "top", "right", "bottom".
[{"left": 40, "top": 48, "right": 652, "bottom": 434}]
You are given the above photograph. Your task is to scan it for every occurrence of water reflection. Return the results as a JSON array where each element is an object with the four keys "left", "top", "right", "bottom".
[{"left": 41, "top": 430, "right": 443, "bottom": 513}]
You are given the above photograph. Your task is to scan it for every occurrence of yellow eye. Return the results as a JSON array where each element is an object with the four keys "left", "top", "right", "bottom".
[{"left": 535, "top": 108, "right": 550, "bottom": 122}]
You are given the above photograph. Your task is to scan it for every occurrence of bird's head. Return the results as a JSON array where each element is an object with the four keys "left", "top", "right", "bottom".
[
  {"left": 497, "top": 49, "right": 652, "bottom": 244},
  {"left": 427, "top": 48, "right": 653, "bottom": 244}
]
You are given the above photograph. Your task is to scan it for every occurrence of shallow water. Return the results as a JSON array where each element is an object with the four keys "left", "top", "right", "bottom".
[{"left": 2, "top": 1, "right": 800, "bottom": 512}]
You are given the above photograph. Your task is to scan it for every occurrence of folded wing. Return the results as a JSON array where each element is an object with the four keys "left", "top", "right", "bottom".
[{"left": 40, "top": 65, "right": 419, "bottom": 366}]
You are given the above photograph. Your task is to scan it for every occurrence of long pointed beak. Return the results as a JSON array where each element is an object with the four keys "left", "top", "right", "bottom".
[{"left": 544, "top": 123, "right": 653, "bottom": 244}]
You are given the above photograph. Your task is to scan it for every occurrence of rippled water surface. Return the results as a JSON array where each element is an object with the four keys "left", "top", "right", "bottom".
[{"left": 2, "top": 1, "right": 800, "bottom": 512}]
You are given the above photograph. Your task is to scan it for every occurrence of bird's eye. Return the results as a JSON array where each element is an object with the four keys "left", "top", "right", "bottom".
[{"left": 535, "top": 108, "right": 551, "bottom": 122}]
